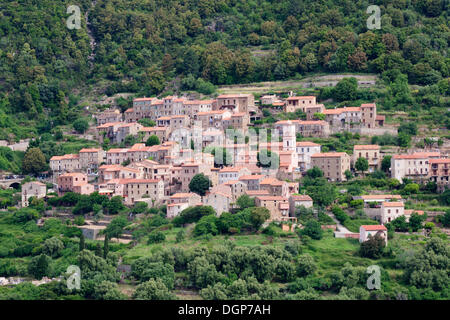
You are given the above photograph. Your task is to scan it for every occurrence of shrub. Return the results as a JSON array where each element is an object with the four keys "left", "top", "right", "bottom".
[
  {"left": 299, "top": 220, "right": 323, "bottom": 240},
  {"left": 147, "top": 231, "right": 165, "bottom": 244},
  {"left": 359, "top": 235, "right": 385, "bottom": 259}
]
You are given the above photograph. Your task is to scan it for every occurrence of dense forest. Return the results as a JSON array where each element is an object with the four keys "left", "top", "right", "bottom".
[{"left": 0, "top": 0, "right": 448, "bottom": 140}]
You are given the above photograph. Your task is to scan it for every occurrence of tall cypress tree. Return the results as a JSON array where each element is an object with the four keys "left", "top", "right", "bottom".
[
  {"left": 79, "top": 233, "right": 85, "bottom": 251},
  {"left": 95, "top": 243, "right": 102, "bottom": 257},
  {"left": 103, "top": 235, "right": 109, "bottom": 259}
]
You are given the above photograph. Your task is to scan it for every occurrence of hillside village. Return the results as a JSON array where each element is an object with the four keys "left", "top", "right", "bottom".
[
  {"left": 16, "top": 92, "right": 448, "bottom": 246},
  {"left": 0, "top": 0, "right": 449, "bottom": 304}
]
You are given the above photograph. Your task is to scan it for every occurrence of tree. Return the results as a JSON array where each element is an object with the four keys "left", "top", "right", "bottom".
[
  {"left": 403, "top": 183, "right": 419, "bottom": 195},
  {"left": 300, "top": 220, "right": 323, "bottom": 240},
  {"left": 275, "top": 260, "right": 296, "bottom": 282},
  {"left": 54, "top": 129, "right": 63, "bottom": 141},
  {"left": 28, "top": 254, "right": 52, "bottom": 280},
  {"left": 306, "top": 182, "right": 337, "bottom": 207},
  {"left": 193, "top": 215, "right": 219, "bottom": 237},
  {"left": 131, "top": 202, "right": 148, "bottom": 215},
  {"left": 359, "top": 234, "right": 385, "bottom": 258},
  {"left": 347, "top": 48, "right": 368, "bottom": 71},
  {"left": 132, "top": 279, "right": 176, "bottom": 300},
  {"left": 398, "top": 122, "right": 418, "bottom": 136},
  {"left": 95, "top": 243, "right": 102, "bottom": 257},
  {"left": 104, "top": 215, "right": 129, "bottom": 240},
  {"left": 355, "top": 157, "right": 369, "bottom": 175},
  {"left": 22, "top": 148, "right": 47, "bottom": 174},
  {"left": 334, "top": 77, "right": 358, "bottom": 101},
  {"left": 189, "top": 173, "right": 211, "bottom": 196},
  {"left": 173, "top": 205, "right": 216, "bottom": 225},
  {"left": 249, "top": 207, "right": 270, "bottom": 230},
  {"left": 236, "top": 194, "right": 255, "bottom": 209},
  {"left": 42, "top": 237, "right": 64, "bottom": 258},
  {"left": 187, "top": 256, "right": 224, "bottom": 288},
  {"left": 148, "top": 231, "right": 166, "bottom": 244},
  {"left": 442, "top": 210, "right": 450, "bottom": 228},
  {"left": 140, "top": 262, "right": 175, "bottom": 289},
  {"left": 138, "top": 119, "right": 156, "bottom": 127},
  {"left": 399, "top": 238, "right": 449, "bottom": 291},
  {"left": 313, "top": 113, "right": 325, "bottom": 120},
  {"left": 381, "top": 155, "right": 392, "bottom": 172},
  {"left": 79, "top": 233, "right": 85, "bottom": 251},
  {"left": 257, "top": 150, "right": 279, "bottom": 168},
  {"left": 389, "top": 215, "right": 409, "bottom": 232},
  {"left": 103, "top": 196, "right": 125, "bottom": 214},
  {"left": 145, "top": 135, "right": 160, "bottom": 146},
  {"left": 344, "top": 170, "right": 353, "bottom": 180},
  {"left": 103, "top": 235, "right": 109, "bottom": 259},
  {"left": 93, "top": 281, "right": 126, "bottom": 300},
  {"left": 306, "top": 167, "right": 323, "bottom": 179},
  {"left": 439, "top": 189, "right": 450, "bottom": 206},
  {"left": 297, "top": 254, "right": 317, "bottom": 276},
  {"left": 176, "top": 230, "right": 185, "bottom": 243},
  {"left": 73, "top": 118, "right": 89, "bottom": 134},
  {"left": 409, "top": 212, "right": 426, "bottom": 232},
  {"left": 123, "top": 135, "right": 136, "bottom": 147}
]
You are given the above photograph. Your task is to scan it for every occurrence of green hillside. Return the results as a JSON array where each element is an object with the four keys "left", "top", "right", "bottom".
[{"left": 0, "top": 0, "right": 449, "bottom": 142}]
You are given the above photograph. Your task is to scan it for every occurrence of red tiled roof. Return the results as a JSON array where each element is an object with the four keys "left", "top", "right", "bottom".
[
  {"left": 354, "top": 145, "right": 380, "bottom": 150},
  {"left": 217, "top": 94, "right": 252, "bottom": 98},
  {"left": 170, "top": 193, "right": 198, "bottom": 198},
  {"left": 119, "top": 179, "right": 161, "bottom": 184},
  {"left": 361, "top": 195, "right": 402, "bottom": 200},
  {"left": 96, "top": 122, "right": 122, "bottom": 129},
  {"left": 382, "top": 202, "right": 404, "bottom": 207},
  {"left": 79, "top": 148, "right": 102, "bottom": 153},
  {"left": 298, "top": 120, "right": 327, "bottom": 125},
  {"left": 311, "top": 152, "right": 348, "bottom": 158},
  {"left": 256, "top": 196, "right": 288, "bottom": 201},
  {"left": 140, "top": 126, "right": 167, "bottom": 132},
  {"left": 134, "top": 97, "right": 156, "bottom": 102},
  {"left": 430, "top": 159, "right": 450, "bottom": 164},
  {"left": 296, "top": 141, "right": 320, "bottom": 147},
  {"left": 50, "top": 154, "right": 79, "bottom": 161},
  {"left": 286, "top": 96, "right": 315, "bottom": 100},
  {"left": 360, "top": 103, "right": 376, "bottom": 108},
  {"left": 246, "top": 190, "right": 270, "bottom": 196},
  {"left": 291, "top": 195, "right": 313, "bottom": 201},
  {"left": 393, "top": 152, "right": 440, "bottom": 160},
  {"left": 239, "top": 175, "right": 263, "bottom": 180},
  {"left": 361, "top": 225, "right": 386, "bottom": 231},
  {"left": 59, "top": 172, "right": 86, "bottom": 177}
]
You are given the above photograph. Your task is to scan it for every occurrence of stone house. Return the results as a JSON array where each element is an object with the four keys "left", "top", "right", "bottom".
[{"left": 22, "top": 181, "right": 47, "bottom": 207}]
